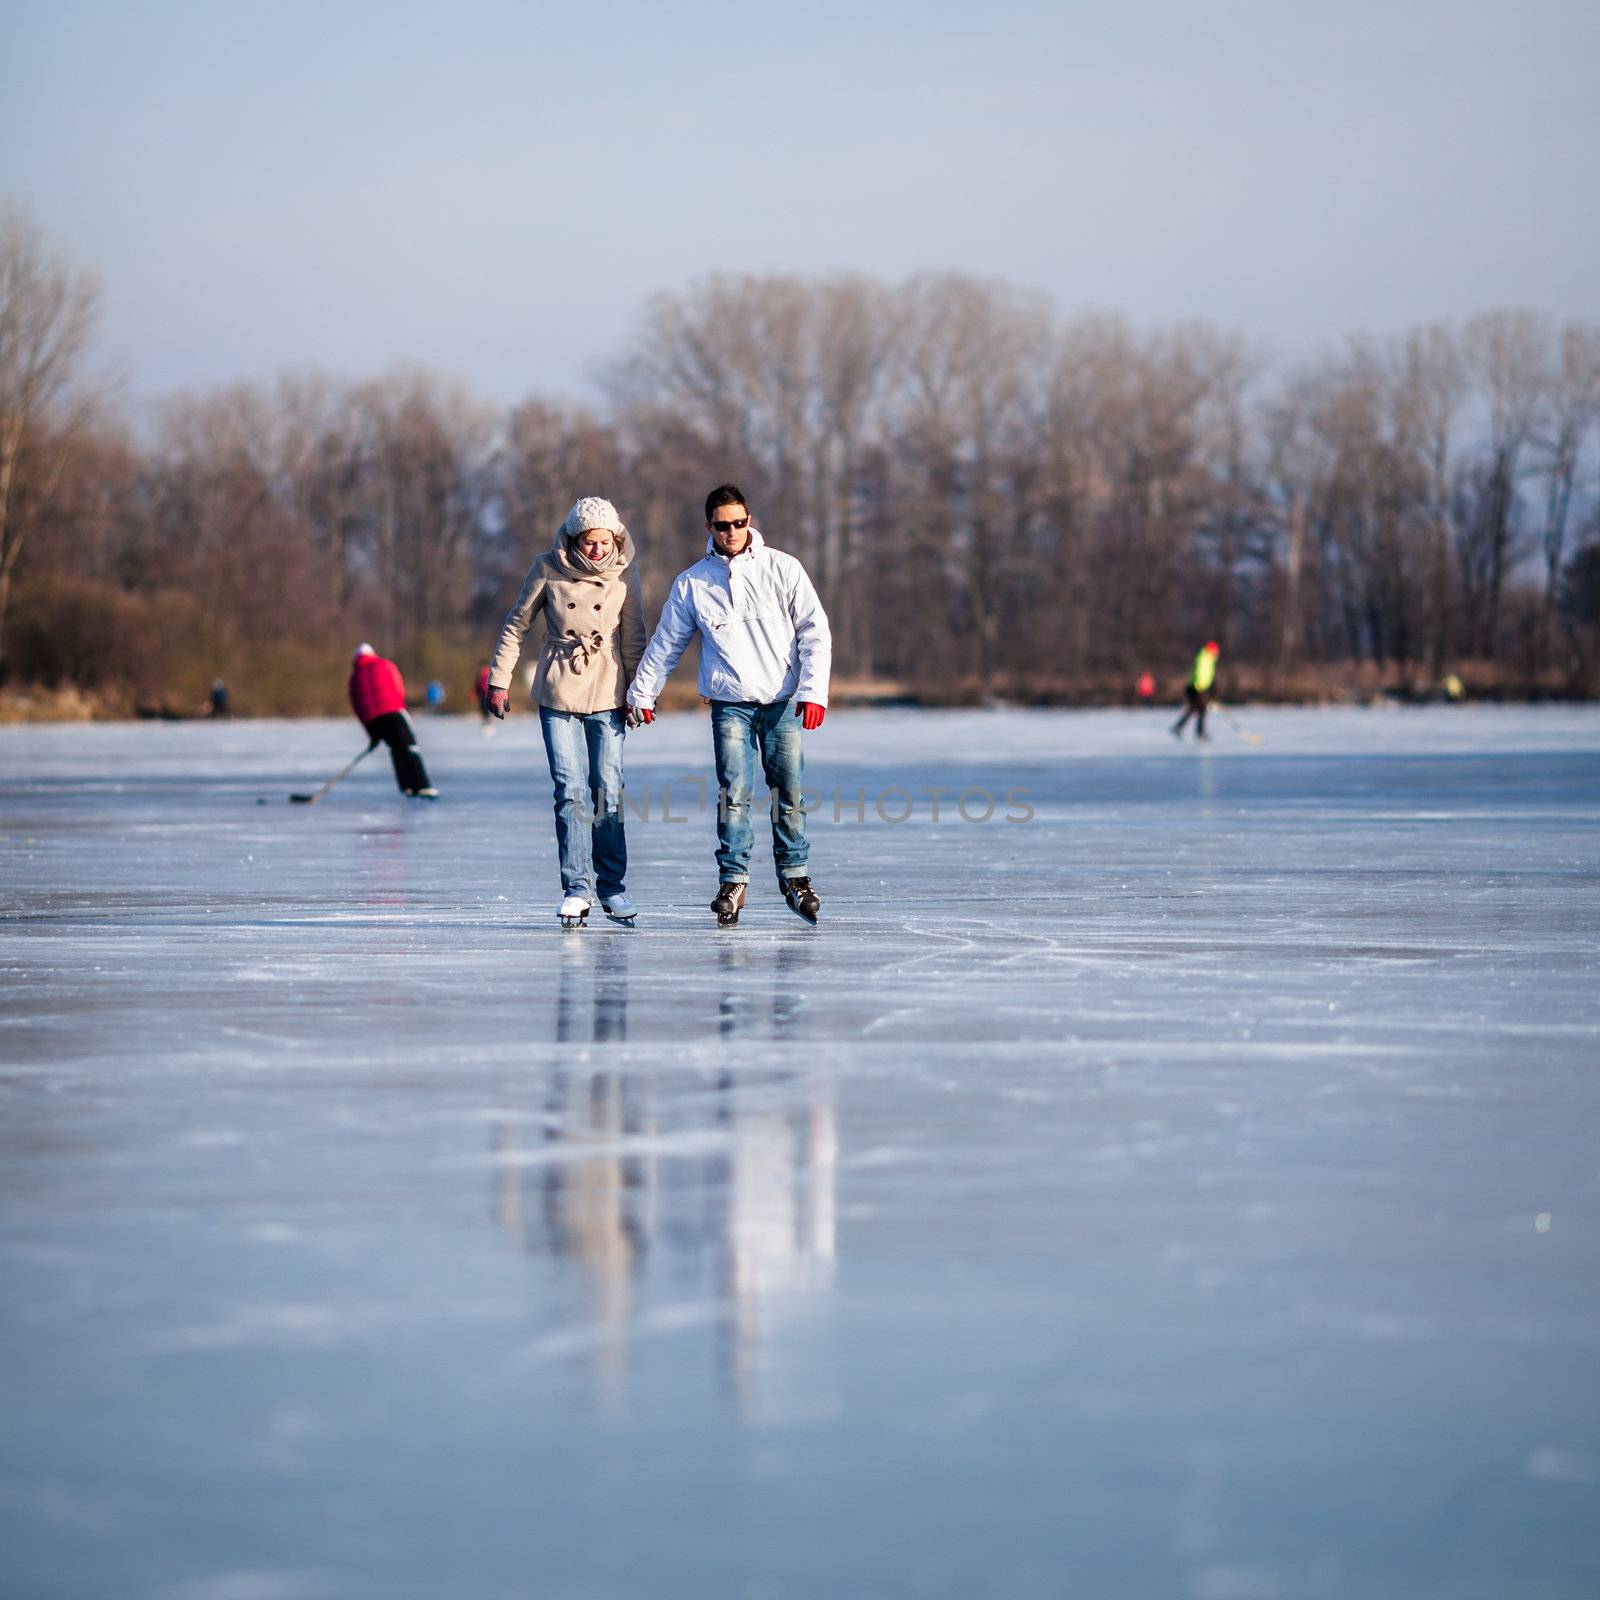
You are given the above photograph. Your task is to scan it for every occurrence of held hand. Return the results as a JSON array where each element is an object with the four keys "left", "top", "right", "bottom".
[
  {"left": 485, "top": 687, "right": 509, "bottom": 720},
  {"left": 627, "top": 705, "right": 654, "bottom": 729},
  {"left": 797, "top": 701, "right": 825, "bottom": 731}
]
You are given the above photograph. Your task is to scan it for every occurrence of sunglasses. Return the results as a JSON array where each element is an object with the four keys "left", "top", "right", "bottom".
[{"left": 710, "top": 516, "right": 750, "bottom": 533}]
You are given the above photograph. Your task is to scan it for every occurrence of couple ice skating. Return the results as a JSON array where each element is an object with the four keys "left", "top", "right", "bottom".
[{"left": 485, "top": 484, "right": 831, "bottom": 929}]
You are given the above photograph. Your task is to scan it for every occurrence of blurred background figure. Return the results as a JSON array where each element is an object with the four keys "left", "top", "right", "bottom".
[
  {"left": 425, "top": 678, "right": 446, "bottom": 714},
  {"left": 1171, "top": 641, "right": 1220, "bottom": 741},
  {"left": 474, "top": 660, "right": 493, "bottom": 727},
  {"left": 347, "top": 643, "right": 437, "bottom": 798},
  {"left": 208, "top": 678, "right": 230, "bottom": 717},
  {"left": 1135, "top": 671, "right": 1156, "bottom": 703}
]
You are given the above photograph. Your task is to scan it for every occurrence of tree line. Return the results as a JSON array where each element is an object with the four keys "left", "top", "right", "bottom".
[{"left": 3, "top": 206, "right": 1599, "bottom": 716}]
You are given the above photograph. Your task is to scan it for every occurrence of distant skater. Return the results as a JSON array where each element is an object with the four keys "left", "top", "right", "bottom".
[
  {"left": 627, "top": 483, "right": 831, "bottom": 927},
  {"left": 1172, "top": 641, "right": 1220, "bottom": 741},
  {"left": 348, "top": 643, "right": 437, "bottom": 798},
  {"left": 208, "top": 678, "right": 230, "bottom": 717},
  {"left": 484, "top": 496, "right": 647, "bottom": 930},
  {"left": 474, "top": 661, "right": 493, "bottom": 726}
]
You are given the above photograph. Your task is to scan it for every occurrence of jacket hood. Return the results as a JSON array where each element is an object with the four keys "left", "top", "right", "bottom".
[{"left": 705, "top": 526, "right": 766, "bottom": 559}]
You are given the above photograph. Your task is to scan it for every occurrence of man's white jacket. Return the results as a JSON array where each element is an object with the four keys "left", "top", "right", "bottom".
[{"left": 628, "top": 529, "right": 831, "bottom": 709}]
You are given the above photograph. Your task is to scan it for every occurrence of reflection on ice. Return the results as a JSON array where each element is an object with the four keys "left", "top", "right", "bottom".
[
  {"left": 716, "top": 936, "right": 814, "bottom": 1040},
  {"left": 489, "top": 935, "right": 837, "bottom": 1413}
]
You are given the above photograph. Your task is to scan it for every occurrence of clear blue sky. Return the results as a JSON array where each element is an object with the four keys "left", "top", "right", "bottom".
[{"left": 3, "top": 0, "right": 1596, "bottom": 405}]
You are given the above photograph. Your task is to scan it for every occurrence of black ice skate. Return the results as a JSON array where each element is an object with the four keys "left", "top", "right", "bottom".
[
  {"left": 711, "top": 882, "right": 747, "bottom": 926},
  {"left": 780, "top": 876, "right": 820, "bottom": 924}
]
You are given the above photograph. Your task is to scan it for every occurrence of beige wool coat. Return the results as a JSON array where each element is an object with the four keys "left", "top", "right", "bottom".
[{"left": 488, "top": 529, "right": 647, "bottom": 713}]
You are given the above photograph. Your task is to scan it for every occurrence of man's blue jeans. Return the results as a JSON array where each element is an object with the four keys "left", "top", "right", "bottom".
[
  {"left": 539, "top": 707, "right": 627, "bottom": 898},
  {"left": 711, "top": 699, "right": 809, "bottom": 884}
]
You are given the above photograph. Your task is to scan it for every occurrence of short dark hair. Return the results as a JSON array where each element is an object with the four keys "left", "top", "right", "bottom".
[{"left": 705, "top": 483, "right": 748, "bottom": 522}]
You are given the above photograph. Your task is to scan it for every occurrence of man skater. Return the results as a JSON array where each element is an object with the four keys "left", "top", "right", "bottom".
[
  {"left": 1172, "top": 640, "right": 1220, "bottom": 741},
  {"left": 627, "top": 484, "right": 831, "bottom": 925},
  {"left": 347, "top": 643, "right": 438, "bottom": 798}
]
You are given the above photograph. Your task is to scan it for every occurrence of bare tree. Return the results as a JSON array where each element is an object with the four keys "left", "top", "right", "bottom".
[
  {"left": 497, "top": 398, "right": 628, "bottom": 615},
  {"left": 890, "top": 274, "right": 1051, "bottom": 692},
  {"left": 1532, "top": 323, "right": 1600, "bottom": 629},
  {"left": 1458, "top": 311, "right": 1550, "bottom": 653},
  {"left": 807, "top": 276, "right": 901, "bottom": 664},
  {"left": 613, "top": 273, "right": 905, "bottom": 677},
  {"left": 0, "top": 208, "right": 103, "bottom": 677},
  {"left": 1040, "top": 317, "right": 1233, "bottom": 678},
  {"left": 1259, "top": 373, "right": 1333, "bottom": 670},
  {"left": 268, "top": 371, "right": 370, "bottom": 614},
  {"left": 1389, "top": 325, "right": 1464, "bottom": 673},
  {"left": 1181, "top": 326, "right": 1267, "bottom": 653},
  {"left": 345, "top": 371, "right": 499, "bottom": 662}
]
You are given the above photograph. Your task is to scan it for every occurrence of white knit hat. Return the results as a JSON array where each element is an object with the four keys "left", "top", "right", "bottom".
[{"left": 562, "top": 496, "right": 625, "bottom": 536}]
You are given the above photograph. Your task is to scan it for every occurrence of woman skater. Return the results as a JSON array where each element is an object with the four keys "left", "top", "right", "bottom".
[{"left": 484, "top": 498, "right": 647, "bottom": 928}]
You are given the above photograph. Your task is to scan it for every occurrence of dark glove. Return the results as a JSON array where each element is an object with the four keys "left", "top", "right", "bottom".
[
  {"left": 485, "top": 687, "right": 509, "bottom": 720},
  {"left": 797, "top": 701, "right": 825, "bottom": 730}
]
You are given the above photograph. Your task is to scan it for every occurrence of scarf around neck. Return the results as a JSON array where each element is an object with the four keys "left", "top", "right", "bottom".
[{"left": 562, "top": 535, "right": 624, "bottom": 576}]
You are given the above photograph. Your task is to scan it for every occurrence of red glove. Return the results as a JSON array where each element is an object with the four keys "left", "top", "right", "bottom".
[
  {"left": 485, "top": 687, "right": 509, "bottom": 719},
  {"left": 797, "top": 701, "right": 825, "bottom": 730},
  {"left": 628, "top": 705, "right": 654, "bottom": 727}
]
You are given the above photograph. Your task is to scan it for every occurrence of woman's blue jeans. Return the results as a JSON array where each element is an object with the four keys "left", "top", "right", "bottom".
[{"left": 539, "top": 707, "right": 627, "bottom": 899}]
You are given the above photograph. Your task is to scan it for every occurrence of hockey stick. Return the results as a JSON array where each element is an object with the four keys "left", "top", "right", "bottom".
[
  {"left": 290, "top": 742, "right": 377, "bottom": 804},
  {"left": 1211, "top": 703, "right": 1264, "bottom": 745}
]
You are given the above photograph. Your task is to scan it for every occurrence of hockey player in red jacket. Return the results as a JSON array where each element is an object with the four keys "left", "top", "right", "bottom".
[{"left": 347, "top": 644, "right": 437, "bottom": 798}]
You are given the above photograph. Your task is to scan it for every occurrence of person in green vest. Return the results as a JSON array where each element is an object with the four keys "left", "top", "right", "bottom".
[{"left": 1171, "top": 641, "right": 1220, "bottom": 740}]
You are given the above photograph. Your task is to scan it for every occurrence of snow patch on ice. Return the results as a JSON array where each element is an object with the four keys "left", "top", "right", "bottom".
[
  {"left": 1193, "top": 1565, "right": 1298, "bottom": 1600},
  {"left": 508, "top": 1301, "right": 729, "bottom": 1371},
  {"left": 141, "top": 1304, "right": 378, "bottom": 1353},
  {"left": 165, "top": 1571, "right": 336, "bottom": 1600},
  {"left": 476, "top": 1127, "right": 735, "bottom": 1168},
  {"left": 247, "top": 1224, "right": 302, "bottom": 1245},
  {"left": 1524, "top": 1445, "right": 1598, "bottom": 1482}
]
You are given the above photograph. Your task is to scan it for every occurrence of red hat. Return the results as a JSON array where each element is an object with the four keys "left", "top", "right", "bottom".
[{"left": 1204, "top": 641, "right": 1220, "bottom": 653}]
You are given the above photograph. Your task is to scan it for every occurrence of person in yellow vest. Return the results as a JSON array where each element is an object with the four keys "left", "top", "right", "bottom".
[{"left": 1171, "top": 641, "right": 1220, "bottom": 740}]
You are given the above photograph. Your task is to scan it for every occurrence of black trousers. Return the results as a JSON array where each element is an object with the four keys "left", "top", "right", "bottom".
[
  {"left": 364, "top": 711, "right": 432, "bottom": 794},
  {"left": 1173, "top": 686, "right": 1210, "bottom": 735}
]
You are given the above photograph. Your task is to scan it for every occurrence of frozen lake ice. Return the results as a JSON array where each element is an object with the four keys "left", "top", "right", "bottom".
[{"left": 2, "top": 704, "right": 1599, "bottom": 1599}]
